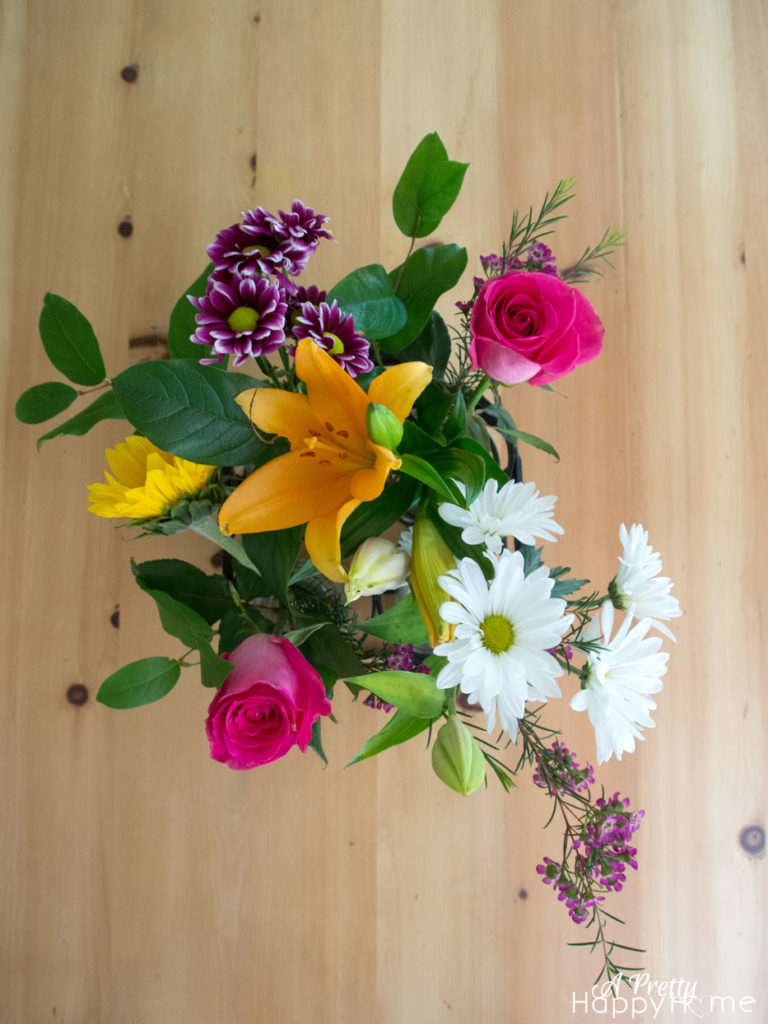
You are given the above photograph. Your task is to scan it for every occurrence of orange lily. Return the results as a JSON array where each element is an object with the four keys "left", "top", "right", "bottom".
[{"left": 219, "top": 338, "right": 431, "bottom": 582}]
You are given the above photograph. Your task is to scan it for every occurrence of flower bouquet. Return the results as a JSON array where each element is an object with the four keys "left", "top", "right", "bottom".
[{"left": 17, "top": 133, "right": 679, "bottom": 980}]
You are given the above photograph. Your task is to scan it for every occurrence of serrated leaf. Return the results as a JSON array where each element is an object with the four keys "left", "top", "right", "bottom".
[
  {"left": 15, "top": 381, "right": 79, "bottom": 424},
  {"left": 38, "top": 293, "right": 106, "bottom": 385},
  {"left": 97, "top": 657, "right": 180, "bottom": 709},
  {"left": 111, "top": 359, "right": 266, "bottom": 465},
  {"left": 131, "top": 558, "right": 231, "bottom": 624},
  {"left": 392, "top": 132, "right": 468, "bottom": 237},
  {"left": 136, "top": 580, "right": 214, "bottom": 649},
  {"left": 326, "top": 264, "right": 407, "bottom": 339},
  {"left": 241, "top": 525, "right": 303, "bottom": 605},
  {"left": 347, "top": 708, "right": 431, "bottom": 765},
  {"left": 395, "top": 311, "right": 451, "bottom": 378},
  {"left": 356, "top": 595, "right": 429, "bottom": 645},
  {"left": 344, "top": 669, "right": 444, "bottom": 718},
  {"left": 384, "top": 245, "right": 468, "bottom": 352},
  {"left": 36, "top": 390, "right": 126, "bottom": 449},
  {"left": 199, "top": 643, "right": 232, "bottom": 688},
  {"left": 167, "top": 263, "right": 213, "bottom": 359}
]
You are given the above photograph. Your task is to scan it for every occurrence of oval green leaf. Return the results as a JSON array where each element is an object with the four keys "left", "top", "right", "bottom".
[
  {"left": 384, "top": 245, "right": 468, "bottom": 352},
  {"left": 344, "top": 669, "right": 444, "bottom": 718},
  {"left": 38, "top": 293, "right": 106, "bottom": 385},
  {"left": 36, "top": 389, "right": 126, "bottom": 450},
  {"left": 347, "top": 708, "right": 431, "bottom": 765},
  {"left": 97, "top": 657, "right": 180, "bottom": 709},
  {"left": 15, "top": 381, "right": 78, "bottom": 424},
  {"left": 327, "top": 264, "right": 407, "bottom": 339},
  {"left": 168, "top": 263, "right": 213, "bottom": 359}
]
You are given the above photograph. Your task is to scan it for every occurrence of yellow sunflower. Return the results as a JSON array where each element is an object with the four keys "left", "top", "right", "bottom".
[{"left": 88, "top": 435, "right": 215, "bottom": 520}]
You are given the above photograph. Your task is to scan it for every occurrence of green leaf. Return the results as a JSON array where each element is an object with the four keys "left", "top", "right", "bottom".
[
  {"left": 241, "top": 525, "right": 303, "bottom": 605},
  {"left": 326, "top": 264, "right": 407, "bottom": 339},
  {"left": 283, "top": 622, "right": 330, "bottom": 647},
  {"left": 340, "top": 476, "right": 418, "bottom": 558},
  {"left": 136, "top": 581, "right": 214, "bottom": 649},
  {"left": 384, "top": 245, "right": 468, "bottom": 352},
  {"left": 308, "top": 717, "right": 328, "bottom": 765},
  {"left": 38, "top": 293, "right": 106, "bottom": 385},
  {"left": 451, "top": 436, "right": 510, "bottom": 488},
  {"left": 199, "top": 643, "right": 232, "bottom": 688},
  {"left": 97, "top": 657, "right": 180, "bottom": 709},
  {"left": 168, "top": 263, "right": 213, "bottom": 359},
  {"left": 131, "top": 558, "right": 231, "bottom": 624},
  {"left": 347, "top": 708, "right": 431, "bottom": 765},
  {"left": 37, "top": 390, "right": 126, "bottom": 449},
  {"left": 428, "top": 446, "right": 488, "bottom": 505},
  {"left": 413, "top": 381, "right": 454, "bottom": 438},
  {"left": 111, "top": 359, "right": 266, "bottom": 465},
  {"left": 15, "top": 381, "right": 79, "bottom": 424},
  {"left": 356, "top": 594, "right": 429, "bottom": 645},
  {"left": 344, "top": 669, "right": 444, "bottom": 719},
  {"left": 302, "top": 624, "right": 366, "bottom": 682},
  {"left": 495, "top": 425, "right": 560, "bottom": 462},
  {"left": 395, "top": 311, "right": 451, "bottom": 379},
  {"left": 392, "top": 132, "right": 468, "bottom": 238},
  {"left": 399, "top": 453, "right": 460, "bottom": 502}
]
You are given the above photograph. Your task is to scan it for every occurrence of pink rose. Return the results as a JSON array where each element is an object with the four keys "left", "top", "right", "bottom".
[
  {"left": 206, "top": 634, "right": 331, "bottom": 769},
  {"left": 469, "top": 271, "right": 604, "bottom": 385}
]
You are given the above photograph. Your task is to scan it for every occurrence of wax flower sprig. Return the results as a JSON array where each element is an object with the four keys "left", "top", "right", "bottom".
[{"left": 16, "top": 132, "right": 679, "bottom": 981}]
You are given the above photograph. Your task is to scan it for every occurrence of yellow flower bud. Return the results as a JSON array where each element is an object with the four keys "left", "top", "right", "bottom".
[
  {"left": 432, "top": 716, "right": 486, "bottom": 795},
  {"left": 410, "top": 507, "right": 456, "bottom": 647},
  {"left": 344, "top": 537, "right": 410, "bottom": 604}
]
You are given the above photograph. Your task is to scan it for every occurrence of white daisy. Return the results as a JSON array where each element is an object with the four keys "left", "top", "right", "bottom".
[
  {"left": 609, "top": 523, "right": 681, "bottom": 640},
  {"left": 570, "top": 602, "right": 668, "bottom": 764},
  {"left": 438, "top": 479, "right": 563, "bottom": 555},
  {"left": 434, "top": 549, "right": 572, "bottom": 739}
]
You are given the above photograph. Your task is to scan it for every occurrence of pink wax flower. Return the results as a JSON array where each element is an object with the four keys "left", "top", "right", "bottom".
[
  {"left": 206, "top": 634, "right": 331, "bottom": 769},
  {"left": 469, "top": 271, "right": 604, "bottom": 386}
]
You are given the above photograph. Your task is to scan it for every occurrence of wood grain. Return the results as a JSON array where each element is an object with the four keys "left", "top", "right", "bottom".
[{"left": 2, "top": 1, "right": 766, "bottom": 1020}]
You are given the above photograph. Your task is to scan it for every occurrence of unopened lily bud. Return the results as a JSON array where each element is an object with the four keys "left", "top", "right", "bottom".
[
  {"left": 432, "top": 716, "right": 486, "bottom": 795},
  {"left": 366, "top": 402, "right": 404, "bottom": 451},
  {"left": 410, "top": 508, "right": 456, "bottom": 646},
  {"left": 344, "top": 537, "right": 410, "bottom": 604}
]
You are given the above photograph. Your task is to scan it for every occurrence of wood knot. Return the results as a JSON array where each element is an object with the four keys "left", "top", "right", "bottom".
[
  {"left": 121, "top": 65, "right": 139, "bottom": 83},
  {"left": 740, "top": 825, "right": 765, "bottom": 856},
  {"left": 66, "top": 684, "right": 89, "bottom": 706},
  {"left": 117, "top": 218, "right": 133, "bottom": 238}
]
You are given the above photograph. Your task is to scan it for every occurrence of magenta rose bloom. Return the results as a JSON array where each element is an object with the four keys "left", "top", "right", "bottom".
[
  {"left": 206, "top": 634, "right": 331, "bottom": 769},
  {"left": 469, "top": 271, "right": 604, "bottom": 385}
]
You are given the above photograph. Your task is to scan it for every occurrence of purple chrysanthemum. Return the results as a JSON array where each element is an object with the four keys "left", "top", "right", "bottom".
[
  {"left": 207, "top": 210, "right": 290, "bottom": 279},
  {"left": 285, "top": 284, "right": 328, "bottom": 331},
  {"left": 277, "top": 200, "right": 334, "bottom": 255},
  {"left": 189, "top": 272, "right": 287, "bottom": 366},
  {"left": 293, "top": 300, "right": 373, "bottom": 377}
]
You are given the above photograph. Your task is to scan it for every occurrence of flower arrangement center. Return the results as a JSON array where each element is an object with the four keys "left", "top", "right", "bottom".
[
  {"left": 227, "top": 306, "right": 260, "bottom": 333},
  {"left": 480, "top": 613, "right": 516, "bottom": 654}
]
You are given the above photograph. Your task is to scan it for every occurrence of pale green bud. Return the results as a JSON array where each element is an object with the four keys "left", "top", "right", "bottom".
[
  {"left": 366, "top": 402, "right": 404, "bottom": 451},
  {"left": 410, "top": 506, "right": 456, "bottom": 646},
  {"left": 432, "top": 716, "right": 486, "bottom": 796},
  {"left": 344, "top": 537, "right": 410, "bottom": 604}
]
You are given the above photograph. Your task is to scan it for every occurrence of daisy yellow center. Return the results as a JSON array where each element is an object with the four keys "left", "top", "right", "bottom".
[
  {"left": 228, "top": 306, "right": 259, "bottom": 333},
  {"left": 323, "top": 331, "right": 345, "bottom": 355},
  {"left": 480, "top": 614, "right": 515, "bottom": 654}
]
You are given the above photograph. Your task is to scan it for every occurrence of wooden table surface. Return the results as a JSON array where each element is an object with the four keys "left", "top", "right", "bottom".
[{"left": 2, "top": 1, "right": 766, "bottom": 1021}]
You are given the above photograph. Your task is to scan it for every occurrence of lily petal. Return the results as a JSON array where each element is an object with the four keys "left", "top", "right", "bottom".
[
  {"left": 219, "top": 450, "right": 353, "bottom": 534},
  {"left": 368, "top": 360, "right": 432, "bottom": 424},
  {"left": 237, "top": 388, "right": 316, "bottom": 448},
  {"left": 304, "top": 497, "right": 361, "bottom": 582},
  {"left": 296, "top": 338, "right": 368, "bottom": 441}
]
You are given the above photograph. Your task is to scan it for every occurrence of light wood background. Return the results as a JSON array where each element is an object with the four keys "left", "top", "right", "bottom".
[{"left": 2, "top": 1, "right": 766, "bottom": 1021}]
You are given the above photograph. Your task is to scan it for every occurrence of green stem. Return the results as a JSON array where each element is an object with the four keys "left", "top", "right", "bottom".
[
  {"left": 190, "top": 518, "right": 260, "bottom": 573},
  {"left": 465, "top": 374, "right": 491, "bottom": 414}
]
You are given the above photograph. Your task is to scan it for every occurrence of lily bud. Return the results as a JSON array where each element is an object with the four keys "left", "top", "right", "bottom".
[
  {"left": 344, "top": 537, "right": 410, "bottom": 604},
  {"left": 366, "top": 402, "right": 404, "bottom": 451},
  {"left": 410, "top": 507, "right": 456, "bottom": 646},
  {"left": 432, "top": 716, "right": 486, "bottom": 795}
]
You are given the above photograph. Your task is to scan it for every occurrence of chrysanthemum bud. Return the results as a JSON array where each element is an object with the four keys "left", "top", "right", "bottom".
[
  {"left": 410, "top": 507, "right": 456, "bottom": 646},
  {"left": 344, "top": 537, "right": 410, "bottom": 604},
  {"left": 365, "top": 402, "right": 404, "bottom": 451},
  {"left": 432, "top": 716, "right": 486, "bottom": 795}
]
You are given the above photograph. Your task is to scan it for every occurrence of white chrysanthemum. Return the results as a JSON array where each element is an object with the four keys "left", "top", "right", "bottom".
[
  {"left": 609, "top": 523, "right": 681, "bottom": 640},
  {"left": 570, "top": 602, "right": 668, "bottom": 764},
  {"left": 434, "top": 549, "right": 572, "bottom": 738},
  {"left": 438, "top": 479, "right": 563, "bottom": 554}
]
